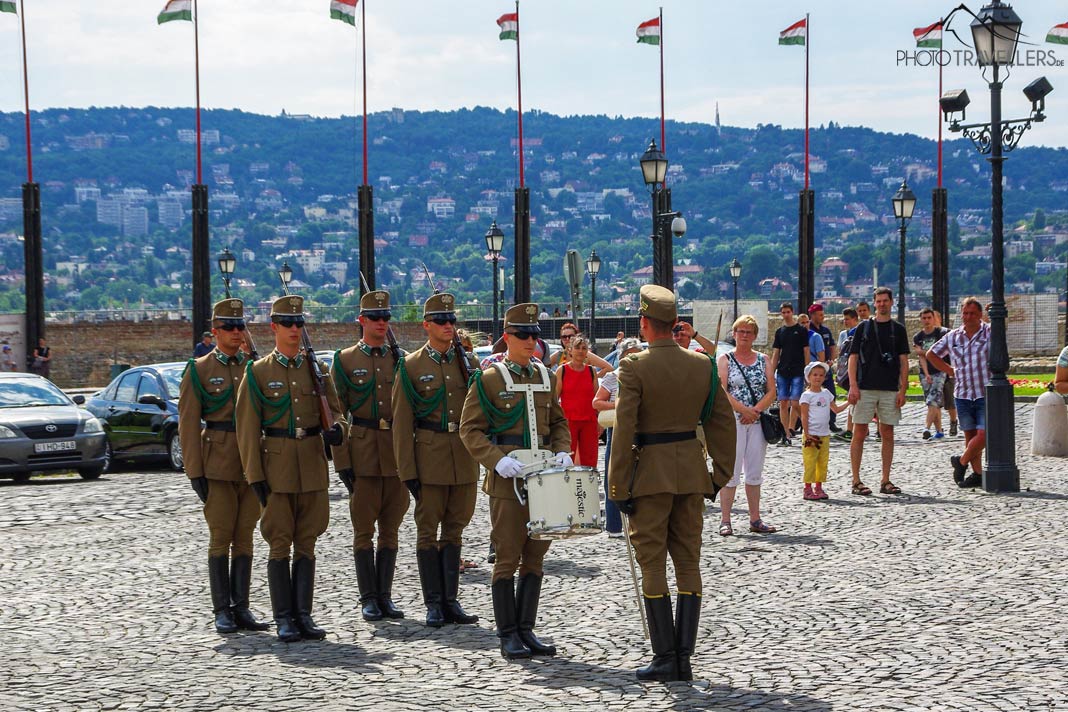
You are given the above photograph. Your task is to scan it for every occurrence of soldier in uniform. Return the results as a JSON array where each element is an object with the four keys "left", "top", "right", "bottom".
[
  {"left": 391, "top": 293, "right": 481, "bottom": 628},
  {"left": 459, "top": 303, "right": 571, "bottom": 661},
  {"left": 235, "top": 295, "right": 346, "bottom": 642},
  {"left": 178, "top": 298, "right": 270, "bottom": 634},
  {"left": 608, "top": 284, "right": 735, "bottom": 682},
  {"left": 331, "top": 290, "right": 408, "bottom": 621}
]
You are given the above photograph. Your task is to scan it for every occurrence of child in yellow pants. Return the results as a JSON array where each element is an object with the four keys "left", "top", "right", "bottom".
[{"left": 799, "top": 362, "right": 849, "bottom": 500}]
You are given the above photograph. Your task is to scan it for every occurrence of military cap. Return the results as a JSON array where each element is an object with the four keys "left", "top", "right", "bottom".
[
  {"left": 504, "top": 303, "right": 541, "bottom": 336},
  {"left": 639, "top": 284, "right": 677, "bottom": 323},
  {"left": 271, "top": 295, "right": 305, "bottom": 317},
  {"left": 212, "top": 298, "right": 244, "bottom": 321},
  {"left": 423, "top": 292, "right": 457, "bottom": 319},
  {"left": 360, "top": 290, "right": 390, "bottom": 313}
]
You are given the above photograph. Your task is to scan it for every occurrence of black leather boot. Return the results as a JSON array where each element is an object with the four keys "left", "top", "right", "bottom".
[
  {"left": 636, "top": 595, "right": 678, "bottom": 682},
  {"left": 266, "top": 558, "right": 301, "bottom": 642},
  {"left": 516, "top": 573, "right": 556, "bottom": 656},
  {"left": 354, "top": 548, "right": 383, "bottom": 621},
  {"left": 230, "top": 554, "right": 269, "bottom": 631},
  {"left": 209, "top": 555, "right": 238, "bottom": 634},
  {"left": 492, "top": 578, "right": 531, "bottom": 660},
  {"left": 675, "top": 592, "right": 701, "bottom": 682},
  {"left": 440, "top": 543, "right": 479, "bottom": 624},
  {"left": 417, "top": 548, "right": 446, "bottom": 628},
  {"left": 292, "top": 557, "right": 327, "bottom": 640},
  {"left": 376, "top": 548, "right": 404, "bottom": 619}
]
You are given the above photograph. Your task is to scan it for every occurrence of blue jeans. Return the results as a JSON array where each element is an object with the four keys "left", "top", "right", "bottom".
[
  {"left": 955, "top": 397, "right": 986, "bottom": 431},
  {"left": 775, "top": 374, "right": 804, "bottom": 402},
  {"left": 603, "top": 428, "right": 622, "bottom": 533}
]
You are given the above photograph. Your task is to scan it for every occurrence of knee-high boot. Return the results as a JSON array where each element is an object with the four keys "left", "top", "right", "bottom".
[
  {"left": 266, "top": 558, "right": 301, "bottom": 642},
  {"left": 376, "top": 548, "right": 404, "bottom": 619},
  {"left": 636, "top": 595, "right": 678, "bottom": 682},
  {"left": 354, "top": 548, "right": 383, "bottom": 621},
  {"left": 675, "top": 592, "right": 701, "bottom": 682},
  {"left": 416, "top": 548, "right": 445, "bottom": 627},
  {"left": 491, "top": 578, "right": 531, "bottom": 660},
  {"left": 208, "top": 555, "right": 238, "bottom": 634},
  {"left": 440, "top": 543, "right": 478, "bottom": 624},
  {"left": 516, "top": 573, "right": 556, "bottom": 656},
  {"left": 292, "top": 557, "right": 327, "bottom": 640},
  {"left": 230, "top": 554, "right": 269, "bottom": 631}
]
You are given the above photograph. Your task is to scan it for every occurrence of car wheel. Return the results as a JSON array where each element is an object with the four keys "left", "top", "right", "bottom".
[
  {"left": 12, "top": 471, "right": 32, "bottom": 484},
  {"left": 167, "top": 430, "right": 183, "bottom": 471},
  {"left": 78, "top": 467, "right": 103, "bottom": 481}
]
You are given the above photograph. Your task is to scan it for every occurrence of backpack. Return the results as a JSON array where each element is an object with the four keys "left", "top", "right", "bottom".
[{"left": 835, "top": 322, "right": 870, "bottom": 389}]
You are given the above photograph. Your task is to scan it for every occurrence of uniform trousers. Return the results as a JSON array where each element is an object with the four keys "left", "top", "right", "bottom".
[
  {"left": 350, "top": 476, "right": 410, "bottom": 551},
  {"left": 260, "top": 490, "right": 329, "bottom": 560},
  {"left": 628, "top": 492, "right": 704, "bottom": 596},
  {"left": 489, "top": 496, "right": 551, "bottom": 583},
  {"left": 203, "top": 479, "right": 261, "bottom": 558},
  {"left": 414, "top": 482, "right": 477, "bottom": 550}
]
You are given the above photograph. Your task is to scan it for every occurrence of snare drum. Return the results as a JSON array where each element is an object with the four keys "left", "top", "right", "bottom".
[{"left": 524, "top": 465, "right": 603, "bottom": 540}]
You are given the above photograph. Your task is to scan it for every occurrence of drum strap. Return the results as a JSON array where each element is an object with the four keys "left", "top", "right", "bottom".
[{"left": 492, "top": 362, "right": 551, "bottom": 450}]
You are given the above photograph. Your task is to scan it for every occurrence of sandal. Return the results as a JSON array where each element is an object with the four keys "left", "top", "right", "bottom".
[
  {"left": 851, "top": 481, "right": 872, "bottom": 496},
  {"left": 879, "top": 481, "right": 902, "bottom": 495},
  {"left": 749, "top": 519, "right": 777, "bottom": 534},
  {"left": 459, "top": 558, "right": 478, "bottom": 573},
  {"left": 718, "top": 522, "right": 733, "bottom": 537}
]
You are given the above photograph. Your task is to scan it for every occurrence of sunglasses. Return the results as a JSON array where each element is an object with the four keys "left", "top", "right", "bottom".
[
  {"left": 560, "top": 333, "right": 575, "bottom": 340},
  {"left": 672, "top": 325, "right": 686, "bottom": 334},
  {"left": 274, "top": 317, "right": 305, "bottom": 329},
  {"left": 428, "top": 315, "right": 457, "bottom": 326},
  {"left": 507, "top": 331, "right": 539, "bottom": 341},
  {"left": 364, "top": 314, "right": 391, "bottom": 322},
  {"left": 216, "top": 322, "right": 247, "bottom": 332}
]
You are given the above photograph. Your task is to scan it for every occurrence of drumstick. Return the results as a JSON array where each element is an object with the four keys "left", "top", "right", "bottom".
[{"left": 621, "top": 514, "right": 649, "bottom": 641}]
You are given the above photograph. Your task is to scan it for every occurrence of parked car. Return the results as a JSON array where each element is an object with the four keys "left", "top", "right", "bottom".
[
  {"left": 85, "top": 362, "right": 187, "bottom": 472},
  {"left": 0, "top": 372, "right": 108, "bottom": 482}
]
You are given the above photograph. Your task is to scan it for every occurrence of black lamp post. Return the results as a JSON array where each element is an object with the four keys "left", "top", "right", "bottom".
[
  {"left": 891, "top": 181, "right": 917, "bottom": 325},
  {"left": 640, "top": 140, "right": 684, "bottom": 289},
  {"left": 485, "top": 220, "right": 505, "bottom": 342},
  {"left": 217, "top": 248, "right": 236, "bottom": 299},
  {"left": 729, "top": 258, "right": 742, "bottom": 323},
  {"left": 586, "top": 249, "right": 601, "bottom": 353},
  {"left": 940, "top": 0, "right": 1053, "bottom": 493},
  {"left": 279, "top": 261, "right": 293, "bottom": 289}
]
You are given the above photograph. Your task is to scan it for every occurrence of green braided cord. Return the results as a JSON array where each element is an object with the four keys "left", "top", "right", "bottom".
[
  {"left": 699, "top": 353, "right": 720, "bottom": 426},
  {"left": 473, "top": 369, "right": 527, "bottom": 442},
  {"left": 244, "top": 361, "right": 294, "bottom": 433},
  {"left": 398, "top": 357, "right": 448, "bottom": 428},
  {"left": 184, "top": 359, "right": 233, "bottom": 416},
  {"left": 331, "top": 349, "right": 376, "bottom": 418}
]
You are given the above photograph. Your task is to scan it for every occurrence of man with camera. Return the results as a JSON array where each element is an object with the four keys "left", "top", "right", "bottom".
[{"left": 846, "top": 287, "right": 910, "bottom": 496}]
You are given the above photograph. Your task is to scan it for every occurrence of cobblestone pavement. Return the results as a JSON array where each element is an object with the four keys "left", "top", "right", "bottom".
[{"left": 2, "top": 404, "right": 1066, "bottom": 711}]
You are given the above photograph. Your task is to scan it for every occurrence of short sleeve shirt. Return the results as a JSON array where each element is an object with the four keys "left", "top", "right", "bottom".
[
  {"left": 808, "top": 330, "right": 825, "bottom": 361},
  {"left": 849, "top": 318, "right": 910, "bottom": 391},
  {"left": 799, "top": 388, "right": 833, "bottom": 436},
  {"left": 600, "top": 370, "right": 620, "bottom": 402},
  {"left": 1058, "top": 345, "right": 1068, "bottom": 369},
  {"left": 914, "top": 327, "right": 949, "bottom": 367},
  {"left": 772, "top": 323, "right": 809, "bottom": 378}
]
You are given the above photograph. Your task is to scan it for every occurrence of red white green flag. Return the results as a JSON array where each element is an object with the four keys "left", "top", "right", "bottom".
[
  {"left": 779, "top": 18, "right": 806, "bottom": 46},
  {"left": 0, "top": 2, "right": 16, "bottom": 15},
  {"left": 497, "top": 13, "right": 518, "bottom": 41},
  {"left": 636, "top": 17, "right": 660, "bottom": 45},
  {"left": 157, "top": 0, "right": 191, "bottom": 24},
  {"left": 330, "top": 0, "right": 358, "bottom": 27},
  {"left": 913, "top": 22, "right": 943, "bottom": 48},
  {"left": 1047, "top": 22, "right": 1068, "bottom": 45}
]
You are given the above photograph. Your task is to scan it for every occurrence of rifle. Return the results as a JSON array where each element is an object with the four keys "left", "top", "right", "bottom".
[
  {"left": 358, "top": 271, "right": 402, "bottom": 365},
  {"left": 219, "top": 261, "right": 259, "bottom": 360},
  {"left": 276, "top": 274, "right": 336, "bottom": 436},
  {"left": 419, "top": 261, "right": 471, "bottom": 384}
]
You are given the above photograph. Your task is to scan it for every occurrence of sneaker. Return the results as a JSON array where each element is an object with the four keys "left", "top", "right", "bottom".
[
  {"left": 950, "top": 455, "right": 967, "bottom": 484},
  {"left": 779, "top": 437, "right": 792, "bottom": 447},
  {"left": 607, "top": 531, "right": 625, "bottom": 539},
  {"left": 835, "top": 430, "right": 853, "bottom": 442},
  {"left": 950, "top": 421, "right": 958, "bottom": 437},
  {"left": 933, "top": 431, "right": 945, "bottom": 440},
  {"left": 922, "top": 429, "right": 932, "bottom": 440},
  {"left": 959, "top": 472, "right": 983, "bottom": 489},
  {"left": 829, "top": 423, "right": 842, "bottom": 434}
]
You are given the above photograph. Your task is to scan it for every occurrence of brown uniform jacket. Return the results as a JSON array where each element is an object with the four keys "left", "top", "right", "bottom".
[
  {"left": 607, "top": 338, "right": 735, "bottom": 500},
  {"left": 331, "top": 342, "right": 399, "bottom": 477},
  {"left": 459, "top": 360, "right": 570, "bottom": 501},
  {"left": 234, "top": 350, "right": 346, "bottom": 493},
  {"left": 178, "top": 350, "right": 247, "bottom": 481},
  {"left": 391, "top": 344, "right": 480, "bottom": 486}
]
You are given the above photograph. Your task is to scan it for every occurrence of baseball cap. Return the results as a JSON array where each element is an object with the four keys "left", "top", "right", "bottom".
[
  {"left": 1, "top": 345, "right": 10, "bottom": 351},
  {"left": 807, "top": 303, "right": 824, "bottom": 314}
]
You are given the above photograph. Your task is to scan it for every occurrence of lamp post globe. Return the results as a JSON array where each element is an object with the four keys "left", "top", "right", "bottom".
[
  {"left": 217, "top": 248, "right": 236, "bottom": 298},
  {"left": 639, "top": 140, "right": 668, "bottom": 186},
  {"left": 892, "top": 181, "right": 916, "bottom": 324},
  {"left": 970, "top": 1, "right": 1022, "bottom": 67},
  {"left": 729, "top": 258, "right": 742, "bottom": 323},
  {"left": 278, "top": 261, "right": 293, "bottom": 287}
]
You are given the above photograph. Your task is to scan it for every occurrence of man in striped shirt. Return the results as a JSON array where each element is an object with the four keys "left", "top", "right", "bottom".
[{"left": 925, "top": 297, "right": 990, "bottom": 489}]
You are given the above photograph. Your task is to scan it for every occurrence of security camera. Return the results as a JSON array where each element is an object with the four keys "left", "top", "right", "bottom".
[{"left": 670, "top": 216, "right": 687, "bottom": 238}]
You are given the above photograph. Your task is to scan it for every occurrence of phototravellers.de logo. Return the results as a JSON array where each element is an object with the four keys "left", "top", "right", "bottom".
[{"left": 897, "top": 48, "right": 1064, "bottom": 68}]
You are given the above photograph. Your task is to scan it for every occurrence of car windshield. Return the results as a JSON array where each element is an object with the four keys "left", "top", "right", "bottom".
[
  {"left": 0, "top": 378, "right": 72, "bottom": 408},
  {"left": 157, "top": 365, "right": 185, "bottom": 399}
]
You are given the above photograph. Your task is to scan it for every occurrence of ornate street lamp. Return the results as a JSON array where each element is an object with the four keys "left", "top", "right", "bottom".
[
  {"left": 217, "top": 248, "right": 236, "bottom": 298},
  {"left": 891, "top": 181, "right": 916, "bottom": 324},
  {"left": 586, "top": 249, "right": 602, "bottom": 353},
  {"left": 485, "top": 220, "right": 505, "bottom": 341},
  {"left": 278, "top": 261, "right": 293, "bottom": 287},
  {"left": 729, "top": 258, "right": 742, "bottom": 323},
  {"left": 639, "top": 140, "right": 682, "bottom": 288}
]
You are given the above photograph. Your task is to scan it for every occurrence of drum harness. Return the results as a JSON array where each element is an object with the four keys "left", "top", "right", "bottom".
[{"left": 487, "top": 361, "right": 555, "bottom": 506}]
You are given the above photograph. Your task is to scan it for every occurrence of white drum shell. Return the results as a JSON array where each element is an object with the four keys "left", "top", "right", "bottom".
[{"left": 524, "top": 465, "right": 603, "bottom": 540}]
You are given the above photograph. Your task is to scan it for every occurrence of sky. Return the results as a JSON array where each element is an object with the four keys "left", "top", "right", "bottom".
[{"left": 2, "top": 0, "right": 1068, "bottom": 147}]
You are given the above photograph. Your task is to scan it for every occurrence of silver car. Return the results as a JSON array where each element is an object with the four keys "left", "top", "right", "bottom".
[{"left": 0, "top": 372, "right": 108, "bottom": 483}]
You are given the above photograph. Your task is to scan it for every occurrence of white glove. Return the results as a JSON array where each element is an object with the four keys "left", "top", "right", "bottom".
[
  {"left": 554, "top": 452, "right": 574, "bottom": 467},
  {"left": 495, "top": 456, "right": 524, "bottom": 479}
]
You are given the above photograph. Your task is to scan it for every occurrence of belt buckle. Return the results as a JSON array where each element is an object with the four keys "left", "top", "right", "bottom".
[
  {"left": 293, "top": 427, "right": 307, "bottom": 440},
  {"left": 447, "top": 422, "right": 459, "bottom": 433},
  {"left": 379, "top": 418, "right": 391, "bottom": 431}
]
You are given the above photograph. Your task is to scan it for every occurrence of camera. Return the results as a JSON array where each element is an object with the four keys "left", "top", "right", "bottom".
[{"left": 880, "top": 352, "right": 896, "bottom": 366}]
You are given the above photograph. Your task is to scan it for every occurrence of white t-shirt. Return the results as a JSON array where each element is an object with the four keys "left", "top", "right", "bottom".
[{"left": 799, "top": 387, "right": 834, "bottom": 436}]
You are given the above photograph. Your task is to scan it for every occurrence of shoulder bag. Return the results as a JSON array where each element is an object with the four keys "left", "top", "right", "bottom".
[{"left": 728, "top": 353, "right": 784, "bottom": 444}]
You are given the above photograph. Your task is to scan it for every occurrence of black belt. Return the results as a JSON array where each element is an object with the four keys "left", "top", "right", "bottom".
[
  {"left": 417, "top": 419, "right": 460, "bottom": 433},
  {"left": 204, "top": 421, "right": 235, "bottom": 432},
  {"left": 635, "top": 431, "right": 696, "bottom": 447},
  {"left": 492, "top": 434, "right": 549, "bottom": 447},
  {"left": 263, "top": 425, "right": 322, "bottom": 440},
  {"left": 350, "top": 416, "right": 392, "bottom": 431}
]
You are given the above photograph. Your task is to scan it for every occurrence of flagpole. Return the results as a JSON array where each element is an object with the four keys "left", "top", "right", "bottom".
[
  {"left": 361, "top": 0, "right": 368, "bottom": 186},
  {"left": 937, "top": 20, "right": 943, "bottom": 189},
  {"left": 804, "top": 12, "right": 810, "bottom": 192},
  {"left": 659, "top": 6, "right": 665, "bottom": 157},
  {"left": 193, "top": 0, "right": 202, "bottom": 185},
  {"left": 18, "top": 0, "right": 32, "bottom": 183},
  {"left": 515, "top": 0, "right": 524, "bottom": 188}
]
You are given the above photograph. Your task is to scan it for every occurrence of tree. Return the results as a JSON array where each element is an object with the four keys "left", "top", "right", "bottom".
[{"left": 1033, "top": 208, "right": 1046, "bottom": 230}]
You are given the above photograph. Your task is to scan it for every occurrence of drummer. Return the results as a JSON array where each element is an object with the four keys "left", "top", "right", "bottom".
[{"left": 459, "top": 303, "right": 571, "bottom": 661}]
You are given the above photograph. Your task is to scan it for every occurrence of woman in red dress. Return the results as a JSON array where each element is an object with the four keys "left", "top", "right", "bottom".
[{"left": 555, "top": 336, "right": 600, "bottom": 467}]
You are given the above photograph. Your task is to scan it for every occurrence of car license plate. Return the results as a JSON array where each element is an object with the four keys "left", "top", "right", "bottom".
[{"left": 34, "top": 441, "right": 77, "bottom": 453}]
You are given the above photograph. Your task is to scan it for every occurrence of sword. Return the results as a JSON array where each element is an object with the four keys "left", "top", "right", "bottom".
[{"left": 621, "top": 513, "right": 648, "bottom": 640}]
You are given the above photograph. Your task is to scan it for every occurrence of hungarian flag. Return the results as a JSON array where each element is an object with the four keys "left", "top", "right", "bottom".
[
  {"left": 1047, "top": 22, "right": 1068, "bottom": 45},
  {"left": 157, "top": 0, "right": 191, "bottom": 24},
  {"left": 0, "top": 2, "right": 16, "bottom": 15},
  {"left": 497, "top": 13, "right": 518, "bottom": 41},
  {"left": 913, "top": 22, "right": 943, "bottom": 48},
  {"left": 636, "top": 17, "right": 660, "bottom": 45},
  {"left": 779, "top": 18, "right": 806, "bottom": 46},
  {"left": 330, "top": 0, "right": 358, "bottom": 26}
]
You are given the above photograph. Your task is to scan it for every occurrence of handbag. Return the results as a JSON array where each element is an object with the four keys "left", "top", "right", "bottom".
[{"left": 728, "top": 353, "right": 784, "bottom": 445}]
